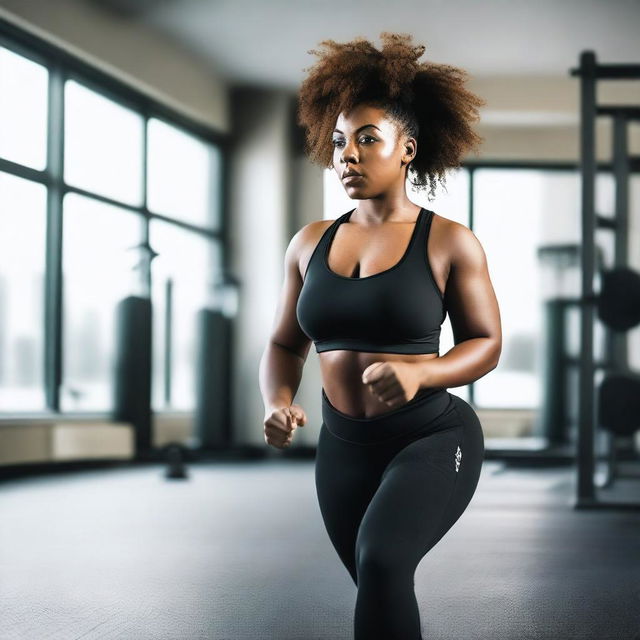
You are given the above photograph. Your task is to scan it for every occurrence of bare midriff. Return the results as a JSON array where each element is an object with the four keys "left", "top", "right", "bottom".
[{"left": 320, "top": 350, "right": 439, "bottom": 418}]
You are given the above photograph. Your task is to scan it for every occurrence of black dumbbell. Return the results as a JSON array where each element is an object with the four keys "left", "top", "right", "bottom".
[
  {"left": 598, "top": 373, "right": 640, "bottom": 437},
  {"left": 597, "top": 267, "right": 640, "bottom": 332}
]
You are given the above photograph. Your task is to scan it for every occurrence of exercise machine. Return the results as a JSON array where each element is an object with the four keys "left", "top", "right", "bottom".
[{"left": 570, "top": 50, "right": 640, "bottom": 510}]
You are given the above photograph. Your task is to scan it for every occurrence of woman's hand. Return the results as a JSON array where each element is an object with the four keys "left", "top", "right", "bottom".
[
  {"left": 361, "top": 361, "right": 423, "bottom": 409},
  {"left": 263, "top": 404, "right": 307, "bottom": 449}
]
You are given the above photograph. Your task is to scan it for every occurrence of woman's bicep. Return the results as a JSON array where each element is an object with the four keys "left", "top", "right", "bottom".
[
  {"left": 444, "top": 223, "right": 502, "bottom": 355},
  {"left": 268, "top": 229, "right": 313, "bottom": 359}
]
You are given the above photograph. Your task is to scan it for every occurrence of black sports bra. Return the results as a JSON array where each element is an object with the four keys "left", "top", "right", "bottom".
[{"left": 296, "top": 207, "right": 446, "bottom": 354}]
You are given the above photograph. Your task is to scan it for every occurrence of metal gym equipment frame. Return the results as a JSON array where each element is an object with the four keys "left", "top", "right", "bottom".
[{"left": 570, "top": 50, "right": 640, "bottom": 510}]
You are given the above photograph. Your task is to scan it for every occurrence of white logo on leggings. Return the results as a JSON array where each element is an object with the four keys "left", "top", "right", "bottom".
[{"left": 455, "top": 445, "right": 462, "bottom": 472}]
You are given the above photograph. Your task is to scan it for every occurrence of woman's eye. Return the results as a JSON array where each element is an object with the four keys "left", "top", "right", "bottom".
[{"left": 332, "top": 136, "right": 375, "bottom": 147}]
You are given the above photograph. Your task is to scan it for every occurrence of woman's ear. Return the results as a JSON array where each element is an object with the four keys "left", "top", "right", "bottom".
[{"left": 402, "top": 137, "right": 417, "bottom": 166}]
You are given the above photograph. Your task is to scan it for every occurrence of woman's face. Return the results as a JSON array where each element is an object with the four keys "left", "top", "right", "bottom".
[{"left": 331, "top": 103, "right": 415, "bottom": 197}]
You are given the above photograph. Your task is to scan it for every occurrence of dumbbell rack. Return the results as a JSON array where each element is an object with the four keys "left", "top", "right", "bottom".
[{"left": 569, "top": 51, "right": 640, "bottom": 510}]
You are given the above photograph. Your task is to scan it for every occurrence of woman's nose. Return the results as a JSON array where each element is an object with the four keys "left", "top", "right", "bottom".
[{"left": 340, "top": 143, "right": 358, "bottom": 164}]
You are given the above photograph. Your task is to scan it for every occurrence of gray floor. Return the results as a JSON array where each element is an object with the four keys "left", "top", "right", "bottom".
[{"left": 1, "top": 459, "right": 639, "bottom": 640}]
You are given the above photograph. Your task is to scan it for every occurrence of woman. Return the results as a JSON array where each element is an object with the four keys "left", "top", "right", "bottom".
[{"left": 259, "top": 32, "right": 501, "bottom": 640}]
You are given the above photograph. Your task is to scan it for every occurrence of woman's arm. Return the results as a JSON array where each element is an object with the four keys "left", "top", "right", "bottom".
[
  {"left": 258, "top": 225, "right": 313, "bottom": 416},
  {"left": 417, "top": 221, "right": 502, "bottom": 390}
]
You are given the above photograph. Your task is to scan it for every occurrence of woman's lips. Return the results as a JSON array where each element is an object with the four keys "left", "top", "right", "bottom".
[{"left": 343, "top": 175, "right": 364, "bottom": 183}]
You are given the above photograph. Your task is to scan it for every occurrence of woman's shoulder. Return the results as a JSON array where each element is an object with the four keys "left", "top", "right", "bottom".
[
  {"left": 301, "top": 215, "right": 337, "bottom": 236},
  {"left": 432, "top": 213, "right": 486, "bottom": 268},
  {"left": 286, "top": 216, "right": 338, "bottom": 280},
  {"left": 295, "top": 213, "right": 346, "bottom": 251},
  {"left": 430, "top": 211, "right": 474, "bottom": 242},
  {"left": 427, "top": 212, "right": 483, "bottom": 286}
]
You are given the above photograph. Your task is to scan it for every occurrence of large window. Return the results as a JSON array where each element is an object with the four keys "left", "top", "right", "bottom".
[
  {"left": 0, "top": 173, "right": 48, "bottom": 411},
  {"left": 150, "top": 219, "right": 221, "bottom": 411},
  {"left": 64, "top": 80, "right": 145, "bottom": 206},
  {"left": 472, "top": 168, "right": 581, "bottom": 409},
  {"left": 61, "top": 194, "right": 143, "bottom": 412},
  {"left": 147, "top": 118, "right": 221, "bottom": 230},
  {"left": 0, "top": 47, "right": 48, "bottom": 170},
  {"left": 0, "top": 38, "right": 224, "bottom": 416}
]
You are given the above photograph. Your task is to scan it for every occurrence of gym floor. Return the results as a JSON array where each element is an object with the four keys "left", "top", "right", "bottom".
[{"left": 1, "top": 460, "right": 638, "bottom": 640}]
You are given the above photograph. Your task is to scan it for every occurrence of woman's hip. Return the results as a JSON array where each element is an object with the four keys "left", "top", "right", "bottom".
[{"left": 320, "top": 386, "right": 475, "bottom": 446}]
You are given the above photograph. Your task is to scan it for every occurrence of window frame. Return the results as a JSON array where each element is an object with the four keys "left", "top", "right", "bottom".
[{"left": 0, "top": 19, "right": 230, "bottom": 420}]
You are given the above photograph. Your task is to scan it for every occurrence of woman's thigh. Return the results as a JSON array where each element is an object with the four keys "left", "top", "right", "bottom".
[
  {"left": 355, "top": 403, "right": 484, "bottom": 573},
  {"left": 314, "top": 393, "right": 484, "bottom": 582},
  {"left": 314, "top": 424, "right": 385, "bottom": 584}
]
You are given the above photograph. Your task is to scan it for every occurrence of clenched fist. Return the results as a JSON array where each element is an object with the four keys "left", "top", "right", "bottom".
[{"left": 263, "top": 404, "right": 307, "bottom": 449}]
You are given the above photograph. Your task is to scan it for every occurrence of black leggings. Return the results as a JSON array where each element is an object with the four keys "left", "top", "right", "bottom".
[{"left": 315, "top": 386, "right": 484, "bottom": 640}]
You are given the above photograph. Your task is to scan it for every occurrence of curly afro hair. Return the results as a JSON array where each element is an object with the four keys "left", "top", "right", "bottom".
[{"left": 297, "top": 32, "right": 486, "bottom": 200}]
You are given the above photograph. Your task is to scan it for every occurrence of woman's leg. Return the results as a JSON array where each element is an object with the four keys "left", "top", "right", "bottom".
[
  {"left": 353, "top": 396, "right": 484, "bottom": 640},
  {"left": 314, "top": 423, "right": 386, "bottom": 586}
]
